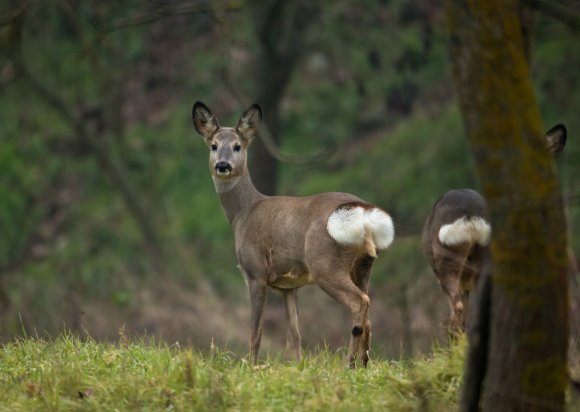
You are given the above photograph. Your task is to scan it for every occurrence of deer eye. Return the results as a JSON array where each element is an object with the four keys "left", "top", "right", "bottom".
[
  {"left": 211, "top": 144, "right": 218, "bottom": 152},
  {"left": 233, "top": 144, "right": 242, "bottom": 152}
]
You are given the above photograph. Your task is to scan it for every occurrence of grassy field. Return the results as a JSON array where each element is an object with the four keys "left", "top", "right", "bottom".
[
  {"left": 0, "top": 334, "right": 466, "bottom": 411},
  {"left": 1, "top": 334, "right": 578, "bottom": 411}
]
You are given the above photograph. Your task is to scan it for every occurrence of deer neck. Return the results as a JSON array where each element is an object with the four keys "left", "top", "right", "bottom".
[{"left": 212, "top": 172, "right": 265, "bottom": 226}]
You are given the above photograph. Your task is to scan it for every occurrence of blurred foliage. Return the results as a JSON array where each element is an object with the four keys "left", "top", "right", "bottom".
[{"left": 0, "top": 0, "right": 578, "bottom": 343}]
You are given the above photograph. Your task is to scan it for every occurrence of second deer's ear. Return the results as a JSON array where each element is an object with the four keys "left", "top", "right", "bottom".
[
  {"left": 236, "top": 104, "right": 262, "bottom": 143},
  {"left": 545, "top": 123, "right": 567, "bottom": 157},
  {"left": 192, "top": 101, "right": 220, "bottom": 141}
]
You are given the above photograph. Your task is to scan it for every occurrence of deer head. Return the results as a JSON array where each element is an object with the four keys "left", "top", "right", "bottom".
[
  {"left": 192, "top": 101, "right": 262, "bottom": 181},
  {"left": 545, "top": 123, "right": 567, "bottom": 157}
]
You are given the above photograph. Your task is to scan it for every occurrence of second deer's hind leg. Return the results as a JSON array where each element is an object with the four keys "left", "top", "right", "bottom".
[
  {"left": 316, "top": 274, "right": 370, "bottom": 369},
  {"left": 353, "top": 256, "right": 374, "bottom": 367},
  {"left": 439, "top": 273, "right": 464, "bottom": 334}
]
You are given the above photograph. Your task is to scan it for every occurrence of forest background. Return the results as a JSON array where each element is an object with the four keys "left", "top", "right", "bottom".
[{"left": 1, "top": 0, "right": 579, "bottom": 359}]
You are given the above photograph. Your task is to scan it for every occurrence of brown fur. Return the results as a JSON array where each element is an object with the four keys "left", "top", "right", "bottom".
[
  {"left": 422, "top": 189, "right": 488, "bottom": 333},
  {"left": 423, "top": 124, "right": 567, "bottom": 333},
  {"left": 192, "top": 102, "right": 391, "bottom": 367}
]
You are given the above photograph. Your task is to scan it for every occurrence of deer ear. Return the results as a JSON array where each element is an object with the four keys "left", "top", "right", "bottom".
[
  {"left": 192, "top": 101, "right": 220, "bottom": 141},
  {"left": 545, "top": 123, "right": 567, "bottom": 157},
  {"left": 236, "top": 104, "right": 262, "bottom": 143}
]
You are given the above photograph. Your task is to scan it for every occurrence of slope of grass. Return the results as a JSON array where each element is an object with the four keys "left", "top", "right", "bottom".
[{"left": 0, "top": 334, "right": 466, "bottom": 411}]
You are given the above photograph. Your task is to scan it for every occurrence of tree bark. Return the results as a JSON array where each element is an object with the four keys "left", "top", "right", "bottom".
[
  {"left": 446, "top": 1, "right": 569, "bottom": 410},
  {"left": 460, "top": 260, "right": 492, "bottom": 412},
  {"left": 248, "top": 0, "right": 319, "bottom": 195},
  {"left": 249, "top": 54, "right": 293, "bottom": 195}
]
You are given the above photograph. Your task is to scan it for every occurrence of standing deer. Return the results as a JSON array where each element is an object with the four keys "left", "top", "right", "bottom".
[
  {"left": 192, "top": 101, "right": 394, "bottom": 368},
  {"left": 422, "top": 124, "right": 567, "bottom": 332}
]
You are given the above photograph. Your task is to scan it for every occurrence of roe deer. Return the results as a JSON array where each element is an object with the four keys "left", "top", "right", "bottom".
[
  {"left": 422, "top": 124, "right": 567, "bottom": 332},
  {"left": 192, "top": 102, "right": 394, "bottom": 368}
]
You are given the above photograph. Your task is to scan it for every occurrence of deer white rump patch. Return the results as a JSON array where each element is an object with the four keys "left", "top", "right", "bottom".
[
  {"left": 327, "top": 206, "right": 394, "bottom": 250},
  {"left": 438, "top": 216, "right": 491, "bottom": 247}
]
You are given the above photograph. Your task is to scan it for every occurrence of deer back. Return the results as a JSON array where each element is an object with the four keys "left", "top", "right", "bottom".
[{"left": 234, "top": 192, "right": 393, "bottom": 284}]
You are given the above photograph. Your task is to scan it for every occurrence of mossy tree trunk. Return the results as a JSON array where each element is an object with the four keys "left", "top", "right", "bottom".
[{"left": 446, "top": 1, "right": 569, "bottom": 410}]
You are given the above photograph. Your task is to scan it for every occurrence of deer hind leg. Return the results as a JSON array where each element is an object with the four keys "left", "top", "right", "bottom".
[
  {"left": 360, "top": 319, "right": 371, "bottom": 367},
  {"left": 353, "top": 256, "right": 374, "bottom": 367},
  {"left": 283, "top": 289, "right": 301, "bottom": 361},
  {"left": 439, "top": 273, "right": 464, "bottom": 335},
  {"left": 450, "top": 293, "right": 465, "bottom": 335},
  {"left": 316, "top": 274, "right": 370, "bottom": 369}
]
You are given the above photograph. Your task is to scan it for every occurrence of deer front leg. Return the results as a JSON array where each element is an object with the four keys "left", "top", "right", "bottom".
[
  {"left": 283, "top": 289, "right": 302, "bottom": 361},
  {"left": 248, "top": 279, "right": 267, "bottom": 365}
]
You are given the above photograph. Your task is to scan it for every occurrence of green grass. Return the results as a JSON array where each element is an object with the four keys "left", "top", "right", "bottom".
[
  {"left": 3, "top": 335, "right": 578, "bottom": 411},
  {"left": 0, "top": 334, "right": 466, "bottom": 411}
]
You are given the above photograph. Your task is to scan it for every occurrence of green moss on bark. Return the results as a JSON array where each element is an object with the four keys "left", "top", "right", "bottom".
[
  {"left": 446, "top": 0, "right": 569, "bottom": 410},
  {"left": 522, "top": 357, "right": 568, "bottom": 397}
]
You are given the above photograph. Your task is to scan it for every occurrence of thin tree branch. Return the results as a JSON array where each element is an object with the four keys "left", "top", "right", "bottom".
[
  {"left": 523, "top": 0, "right": 580, "bottom": 32},
  {"left": 9, "top": 8, "right": 169, "bottom": 278},
  {"left": 0, "top": 1, "right": 33, "bottom": 27},
  {"left": 0, "top": 177, "right": 78, "bottom": 276},
  {"left": 216, "top": 0, "right": 333, "bottom": 168},
  {"left": 218, "top": 64, "right": 335, "bottom": 167},
  {"left": 22, "top": 64, "right": 168, "bottom": 277},
  {"left": 66, "top": 0, "right": 242, "bottom": 59}
]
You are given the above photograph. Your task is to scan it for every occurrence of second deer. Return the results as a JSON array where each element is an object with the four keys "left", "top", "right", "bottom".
[
  {"left": 422, "top": 124, "right": 567, "bottom": 332},
  {"left": 192, "top": 102, "right": 395, "bottom": 368}
]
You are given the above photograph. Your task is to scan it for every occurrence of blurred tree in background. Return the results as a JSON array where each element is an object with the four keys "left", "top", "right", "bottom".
[
  {"left": 0, "top": 0, "right": 578, "bottom": 365},
  {"left": 245, "top": 0, "right": 320, "bottom": 195}
]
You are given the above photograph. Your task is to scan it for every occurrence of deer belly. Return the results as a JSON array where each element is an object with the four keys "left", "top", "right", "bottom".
[{"left": 268, "top": 270, "right": 314, "bottom": 289}]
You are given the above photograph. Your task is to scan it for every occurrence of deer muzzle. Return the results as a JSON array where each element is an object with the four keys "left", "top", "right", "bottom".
[{"left": 215, "top": 161, "right": 233, "bottom": 175}]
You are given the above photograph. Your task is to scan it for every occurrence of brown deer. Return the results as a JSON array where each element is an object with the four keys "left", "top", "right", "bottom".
[
  {"left": 422, "top": 124, "right": 567, "bottom": 332},
  {"left": 192, "top": 102, "right": 395, "bottom": 368}
]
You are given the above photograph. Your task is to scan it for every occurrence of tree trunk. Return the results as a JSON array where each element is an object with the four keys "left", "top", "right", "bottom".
[
  {"left": 446, "top": 1, "right": 569, "bottom": 411},
  {"left": 248, "top": 0, "right": 319, "bottom": 195},
  {"left": 249, "top": 54, "right": 293, "bottom": 195}
]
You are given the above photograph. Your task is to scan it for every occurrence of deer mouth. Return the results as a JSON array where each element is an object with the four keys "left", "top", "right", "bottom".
[{"left": 215, "top": 170, "right": 232, "bottom": 178}]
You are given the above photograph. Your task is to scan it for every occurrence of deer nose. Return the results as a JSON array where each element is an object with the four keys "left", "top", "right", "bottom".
[{"left": 215, "top": 161, "right": 232, "bottom": 173}]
